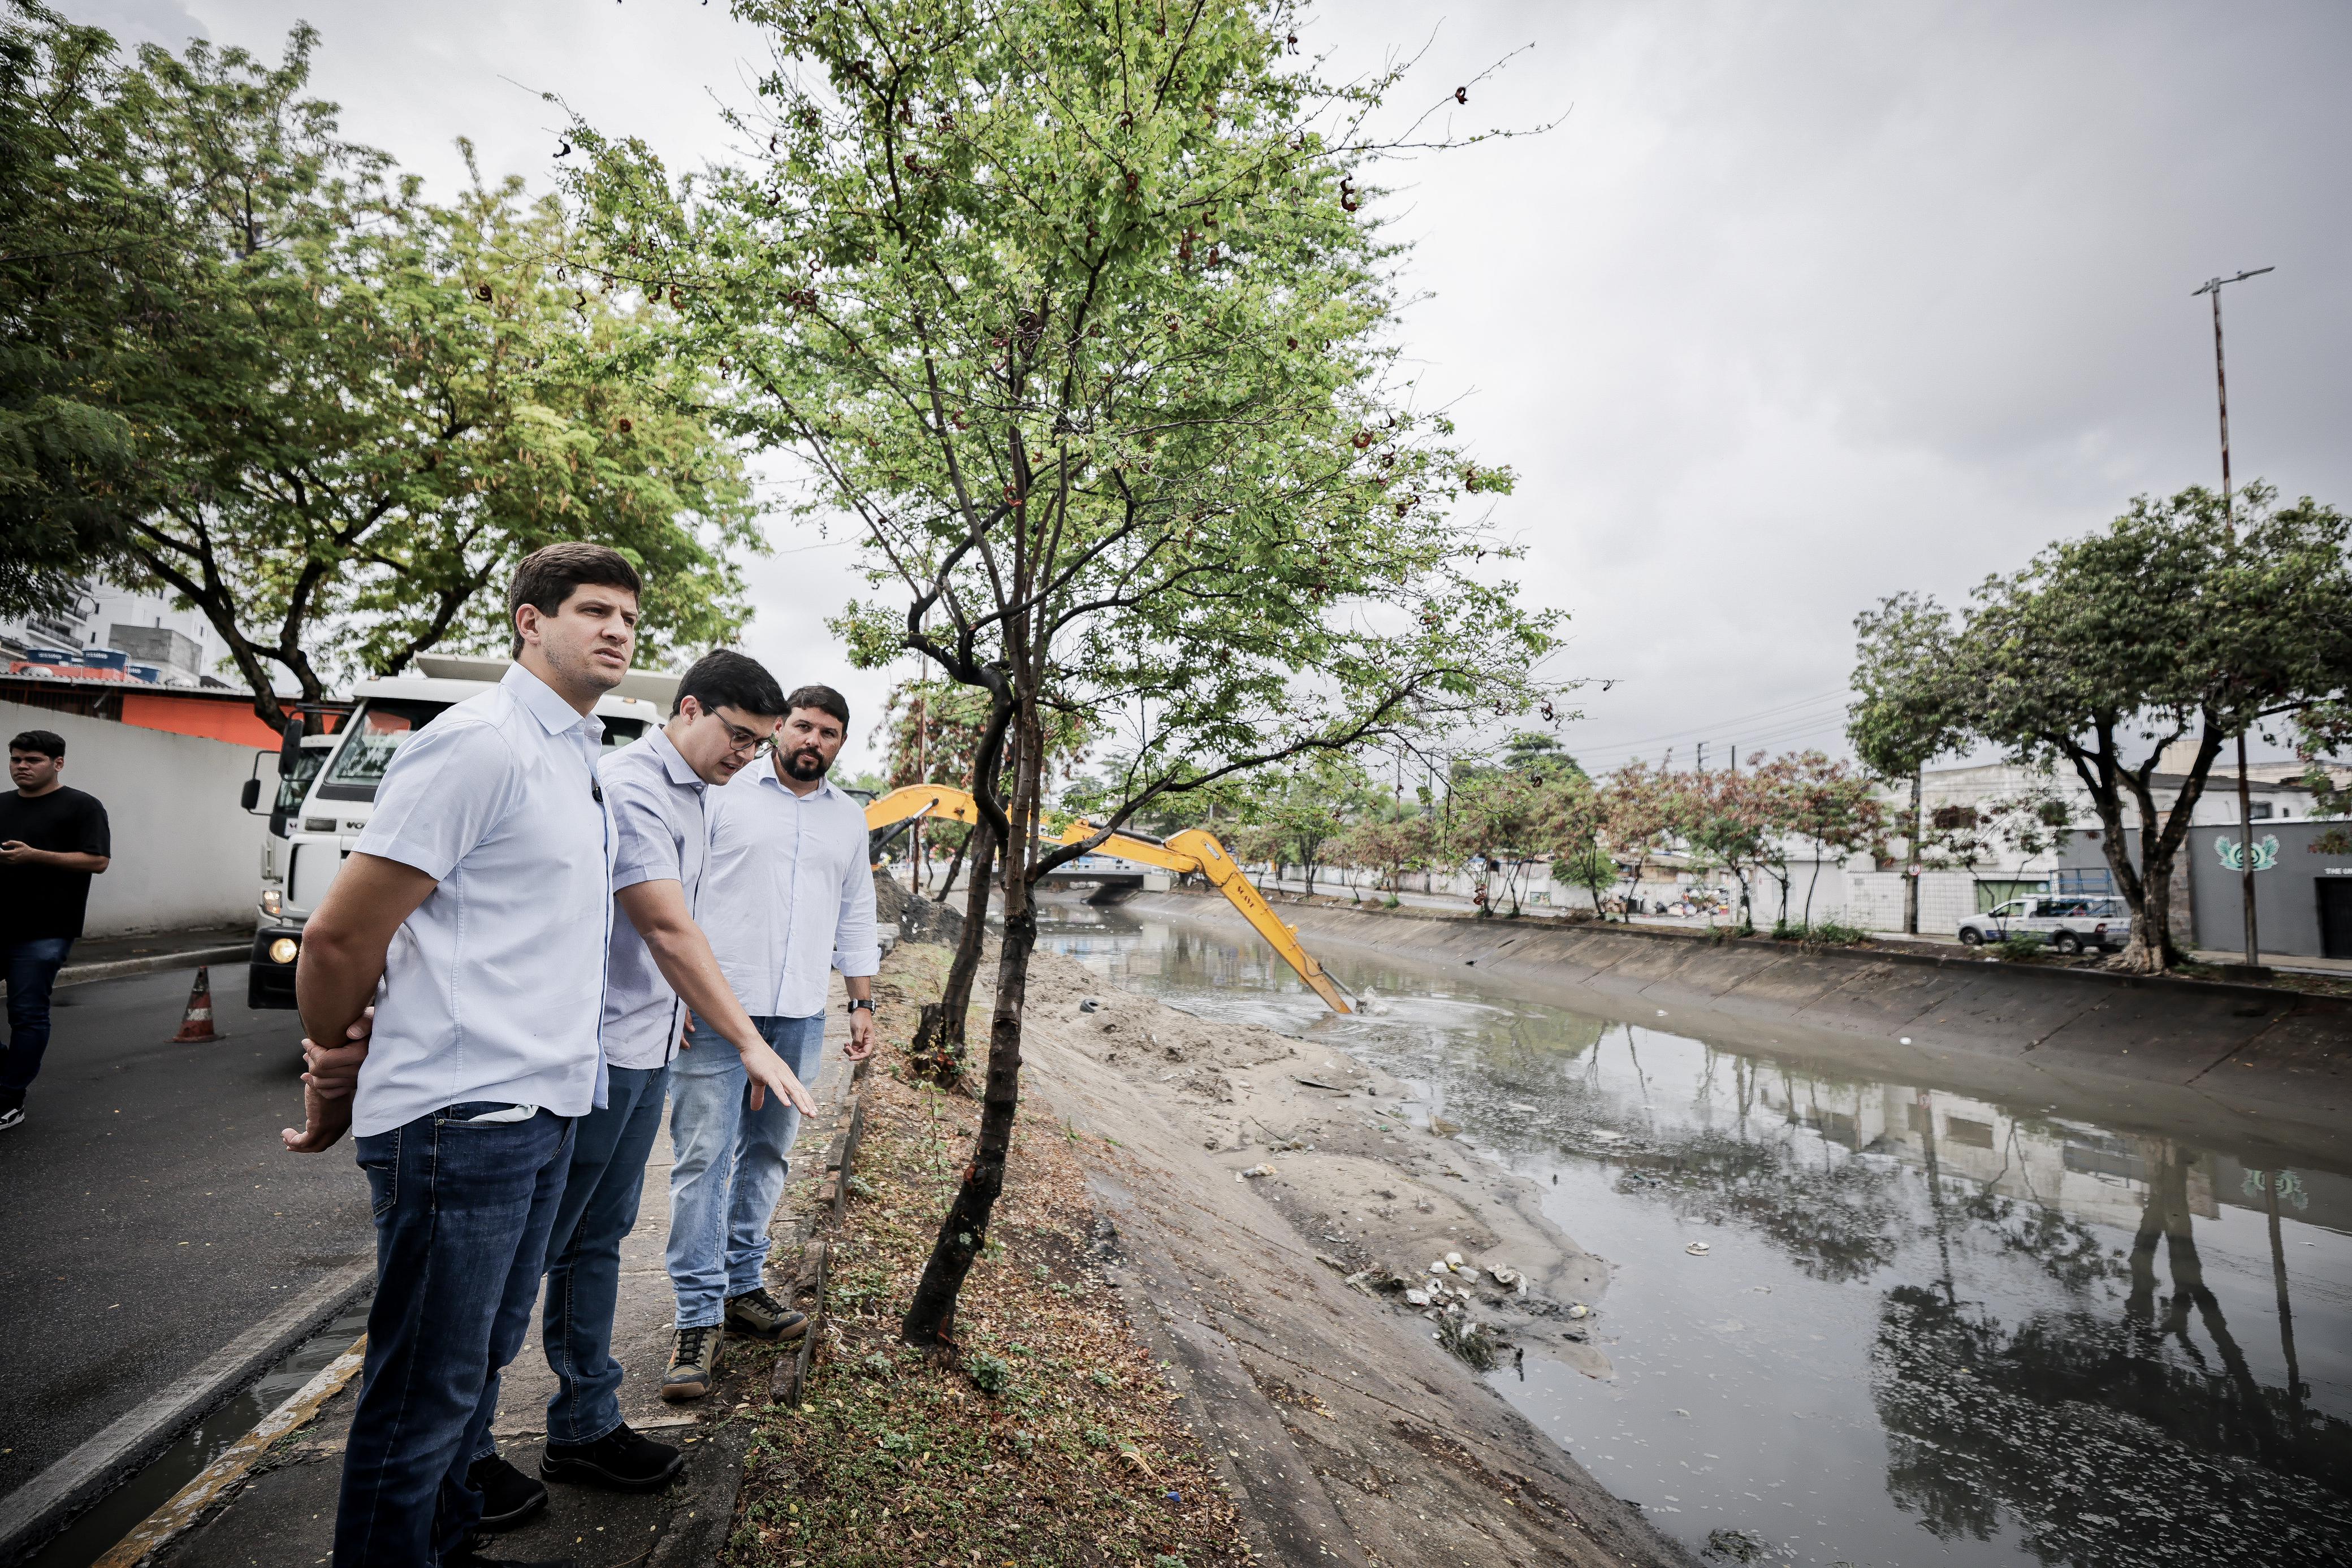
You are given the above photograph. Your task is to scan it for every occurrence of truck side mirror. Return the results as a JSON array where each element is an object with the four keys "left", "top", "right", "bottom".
[
  {"left": 241, "top": 778, "right": 262, "bottom": 811},
  {"left": 279, "top": 719, "right": 305, "bottom": 770},
  {"left": 269, "top": 805, "right": 289, "bottom": 839}
]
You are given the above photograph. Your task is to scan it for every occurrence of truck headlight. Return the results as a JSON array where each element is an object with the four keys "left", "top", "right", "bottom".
[
  {"left": 268, "top": 937, "right": 300, "bottom": 965},
  {"left": 261, "top": 888, "right": 283, "bottom": 917}
]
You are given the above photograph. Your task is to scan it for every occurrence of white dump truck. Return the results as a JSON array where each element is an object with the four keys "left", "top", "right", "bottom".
[{"left": 244, "top": 653, "right": 677, "bottom": 1008}]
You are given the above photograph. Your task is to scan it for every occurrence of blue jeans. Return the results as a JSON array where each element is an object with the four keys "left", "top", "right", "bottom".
[
  {"left": 666, "top": 1014, "right": 824, "bottom": 1329},
  {"left": 336, "top": 1106, "right": 573, "bottom": 1567},
  {"left": 468, "top": 1063, "right": 670, "bottom": 1456},
  {"left": 1, "top": 937, "right": 75, "bottom": 1097}
]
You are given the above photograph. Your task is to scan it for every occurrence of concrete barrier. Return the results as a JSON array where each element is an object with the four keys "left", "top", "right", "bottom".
[
  {"left": 2, "top": 700, "right": 274, "bottom": 938},
  {"left": 1129, "top": 891, "right": 2352, "bottom": 1169}
]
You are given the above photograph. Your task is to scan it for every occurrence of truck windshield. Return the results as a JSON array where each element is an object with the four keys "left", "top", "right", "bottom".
[
  {"left": 315, "top": 701, "right": 651, "bottom": 803},
  {"left": 275, "top": 744, "right": 329, "bottom": 813},
  {"left": 316, "top": 699, "right": 452, "bottom": 800}
]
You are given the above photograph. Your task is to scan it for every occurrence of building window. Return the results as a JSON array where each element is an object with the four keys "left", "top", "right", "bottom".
[{"left": 2248, "top": 802, "right": 2275, "bottom": 821}]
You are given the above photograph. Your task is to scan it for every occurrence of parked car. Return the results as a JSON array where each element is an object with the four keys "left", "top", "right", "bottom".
[{"left": 1956, "top": 896, "right": 2129, "bottom": 954}]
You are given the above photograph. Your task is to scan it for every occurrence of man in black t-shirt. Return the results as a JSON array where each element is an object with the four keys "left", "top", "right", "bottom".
[{"left": 1, "top": 729, "right": 112, "bottom": 1130}]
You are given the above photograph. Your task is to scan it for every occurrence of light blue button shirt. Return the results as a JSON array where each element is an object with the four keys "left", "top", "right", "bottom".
[
  {"left": 348, "top": 663, "right": 614, "bottom": 1137},
  {"left": 701, "top": 765, "right": 880, "bottom": 1022},
  {"left": 598, "top": 728, "right": 708, "bottom": 1069}
]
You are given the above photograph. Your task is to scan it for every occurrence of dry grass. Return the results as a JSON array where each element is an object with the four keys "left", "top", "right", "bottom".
[{"left": 725, "top": 968, "right": 1253, "bottom": 1568}]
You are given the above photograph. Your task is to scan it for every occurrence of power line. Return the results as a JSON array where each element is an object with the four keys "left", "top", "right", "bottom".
[{"left": 1566, "top": 690, "right": 1853, "bottom": 765}]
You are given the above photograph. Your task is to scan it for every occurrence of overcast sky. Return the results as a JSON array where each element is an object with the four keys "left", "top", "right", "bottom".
[{"left": 80, "top": 0, "right": 2352, "bottom": 776}]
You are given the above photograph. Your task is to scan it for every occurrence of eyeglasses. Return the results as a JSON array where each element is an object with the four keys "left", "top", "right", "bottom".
[{"left": 708, "top": 710, "right": 778, "bottom": 757}]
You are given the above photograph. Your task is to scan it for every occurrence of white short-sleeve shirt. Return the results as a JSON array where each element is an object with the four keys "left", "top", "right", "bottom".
[
  {"left": 348, "top": 663, "right": 614, "bottom": 1136},
  {"left": 701, "top": 765, "right": 880, "bottom": 1021},
  {"left": 598, "top": 728, "right": 708, "bottom": 1069}
]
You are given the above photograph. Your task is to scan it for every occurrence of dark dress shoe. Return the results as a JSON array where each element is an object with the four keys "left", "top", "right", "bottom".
[
  {"left": 539, "top": 1420, "right": 686, "bottom": 1492},
  {"left": 466, "top": 1450, "right": 549, "bottom": 1531}
]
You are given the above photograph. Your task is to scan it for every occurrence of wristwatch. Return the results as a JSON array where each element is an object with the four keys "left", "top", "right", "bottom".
[{"left": 846, "top": 998, "right": 875, "bottom": 1014}]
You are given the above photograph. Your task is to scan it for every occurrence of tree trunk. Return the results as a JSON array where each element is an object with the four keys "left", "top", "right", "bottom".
[
  {"left": 902, "top": 694, "right": 1041, "bottom": 1347},
  {"left": 937, "top": 830, "right": 971, "bottom": 898},
  {"left": 914, "top": 820, "right": 996, "bottom": 1086},
  {"left": 900, "top": 896, "right": 1035, "bottom": 1346}
]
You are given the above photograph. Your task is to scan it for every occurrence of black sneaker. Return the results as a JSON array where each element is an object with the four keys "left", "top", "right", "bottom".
[
  {"left": 466, "top": 1450, "right": 548, "bottom": 1531},
  {"left": 0, "top": 1107, "right": 20, "bottom": 1133},
  {"left": 540, "top": 1420, "right": 686, "bottom": 1492}
]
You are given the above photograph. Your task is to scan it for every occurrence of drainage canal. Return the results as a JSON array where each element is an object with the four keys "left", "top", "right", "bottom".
[{"left": 1040, "top": 898, "right": 2352, "bottom": 1568}]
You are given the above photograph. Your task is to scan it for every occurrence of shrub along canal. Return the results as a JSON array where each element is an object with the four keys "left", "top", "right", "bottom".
[{"left": 1038, "top": 896, "right": 2352, "bottom": 1568}]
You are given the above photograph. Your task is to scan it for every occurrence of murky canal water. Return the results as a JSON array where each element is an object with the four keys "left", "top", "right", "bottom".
[{"left": 1039, "top": 899, "right": 2352, "bottom": 1568}]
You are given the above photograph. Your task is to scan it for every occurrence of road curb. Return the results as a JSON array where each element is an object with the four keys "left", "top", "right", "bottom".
[
  {"left": 0, "top": 1258, "right": 374, "bottom": 1566},
  {"left": 91, "top": 1335, "right": 368, "bottom": 1568},
  {"left": 52, "top": 946, "right": 250, "bottom": 992}
]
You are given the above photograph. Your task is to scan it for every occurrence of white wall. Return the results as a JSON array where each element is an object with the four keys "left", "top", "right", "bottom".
[{"left": 3, "top": 700, "right": 275, "bottom": 938}]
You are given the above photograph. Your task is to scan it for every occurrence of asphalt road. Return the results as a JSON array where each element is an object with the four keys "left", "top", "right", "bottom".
[{"left": 0, "top": 966, "right": 372, "bottom": 1495}]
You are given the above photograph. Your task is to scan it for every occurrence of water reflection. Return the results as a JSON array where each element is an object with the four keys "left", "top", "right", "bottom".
[{"left": 1040, "top": 898, "right": 2352, "bottom": 1567}]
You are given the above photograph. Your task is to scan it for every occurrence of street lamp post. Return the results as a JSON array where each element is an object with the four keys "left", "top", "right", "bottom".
[{"left": 2193, "top": 265, "right": 2273, "bottom": 971}]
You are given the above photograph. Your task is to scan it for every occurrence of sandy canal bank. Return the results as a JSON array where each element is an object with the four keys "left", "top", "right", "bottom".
[{"left": 995, "top": 944, "right": 1693, "bottom": 1567}]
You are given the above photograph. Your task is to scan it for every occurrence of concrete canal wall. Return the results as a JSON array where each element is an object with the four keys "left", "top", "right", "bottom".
[{"left": 1125, "top": 891, "right": 2352, "bottom": 1169}]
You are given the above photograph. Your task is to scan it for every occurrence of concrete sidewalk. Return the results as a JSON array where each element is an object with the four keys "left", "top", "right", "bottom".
[
  {"left": 140, "top": 998, "right": 863, "bottom": 1568},
  {"left": 0, "top": 925, "right": 250, "bottom": 998}
]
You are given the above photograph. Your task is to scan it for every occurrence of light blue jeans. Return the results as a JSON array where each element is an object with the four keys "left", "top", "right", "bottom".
[{"left": 665, "top": 1013, "right": 824, "bottom": 1330}]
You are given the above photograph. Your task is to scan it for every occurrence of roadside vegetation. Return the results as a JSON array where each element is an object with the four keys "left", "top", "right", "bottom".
[
  {"left": 730, "top": 951, "right": 1250, "bottom": 1568},
  {"left": 1099, "top": 736, "right": 1891, "bottom": 938}
]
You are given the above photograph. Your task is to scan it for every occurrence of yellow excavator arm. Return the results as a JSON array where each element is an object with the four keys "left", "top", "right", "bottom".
[{"left": 863, "top": 784, "right": 1352, "bottom": 1014}]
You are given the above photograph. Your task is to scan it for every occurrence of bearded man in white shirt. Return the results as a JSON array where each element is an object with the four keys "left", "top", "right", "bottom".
[{"left": 659, "top": 683, "right": 877, "bottom": 1401}]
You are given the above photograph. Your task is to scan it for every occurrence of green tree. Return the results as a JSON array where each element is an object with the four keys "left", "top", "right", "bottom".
[
  {"left": 1681, "top": 768, "right": 1774, "bottom": 931},
  {"left": 1598, "top": 760, "right": 1675, "bottom": 916},
  {"left": 0, "top": 2, "right": 151, "bottom": 618},
  {"left": 1780, "top": 751, "right": 1885, "bottom": 928},
  {"left": 1849, "top": 590, "right": 1973, "bottom": 935},
  {"left": 1331, "top": 794, "right": 1434, "bottom": 898},
  {"left": 1544, "top": 770, "right": 1618, "bottom": 914},
  {"left": 1449, "top": 763, "right": 1557, "bottom": 916},
  {"left": 2, "top": 12, "right": 758, "bottom": 728},
  {"left": 1239, "top": 755, "right": 1370, "bottom": 896},
  {"left": 565, "top": 0, "right": 1555, "bottom": 1341},
  {"left": 1852, "top": 486, "right": 2352, "bottom": 971}
]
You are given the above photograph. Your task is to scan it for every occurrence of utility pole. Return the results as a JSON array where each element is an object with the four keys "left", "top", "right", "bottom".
[
  {"left": 2195, "top": 265, "right": 2273, "bottom": 971},
  {"left": 913, "top": 683, "right": 927, "bottom": 894},
  {"left": 1904, "top": 767, "right": 1923, "bottom": 936}
]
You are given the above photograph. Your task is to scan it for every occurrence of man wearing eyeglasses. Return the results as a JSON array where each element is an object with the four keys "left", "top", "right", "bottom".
[
  {"left": 461, "top": 650, "right": 816, "bottom": 1529},
  {"left": 660, "top": 683, "right": 876, "bottom": 1401}
]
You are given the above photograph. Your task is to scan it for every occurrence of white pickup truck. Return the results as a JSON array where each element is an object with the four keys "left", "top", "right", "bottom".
[
  {"left": 245, "top": 654, "right": 677, "bottom": 1008},
  {"left": 1955, "top": 895, "right": 2130, "bottom": 955}
]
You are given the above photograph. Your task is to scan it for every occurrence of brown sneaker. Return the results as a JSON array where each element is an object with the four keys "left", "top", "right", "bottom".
[
  {"left": 725, "top": 1286, "right": 808, "bottom": 1341},
  {"left": 661, "top": 1323, "right": 723, "bottom": 1402}
]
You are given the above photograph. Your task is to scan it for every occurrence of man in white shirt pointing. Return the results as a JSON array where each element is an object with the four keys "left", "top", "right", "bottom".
[{"left": 660, "top": 683, "right": 877, "bottom": 1400}]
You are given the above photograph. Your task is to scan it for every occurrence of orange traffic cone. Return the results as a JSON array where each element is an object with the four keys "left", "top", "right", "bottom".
[{"left": 172, "top": 965, "right": 223, "bottom": 1043}]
